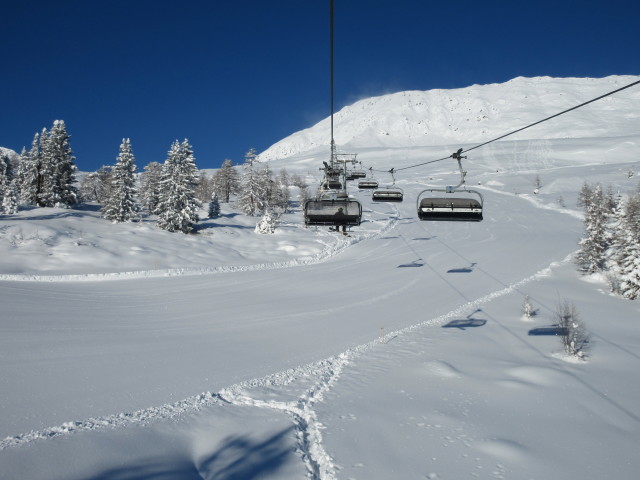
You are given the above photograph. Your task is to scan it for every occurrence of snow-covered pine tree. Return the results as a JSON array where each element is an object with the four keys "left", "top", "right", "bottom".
[
  {"left": 575, "top": 183, "right": 610, "bottom": 274},
  {"left": 102, "top": 139, "right": 137, "bottom": 222},
  {"left": 0, "top": 153, "right": 12, "bottom": 212},
  {"left": 255, "top": 209, "right": 277, "bottom": 234},
  {"left": 156, "top": 140, "right": 200, "bottom": 233},
  {"left": 212, "top": 159, "right": 239, "bottom": 203},
  {"left": 139, "top": 162, "right": 163, "bottom": 214},
  {"left": 16, "top": 142, "right": 40, "bottom": 205},
  {"left": 1, "top": 181, "right": 19, "bottom": 215},
  {"left": 615, "top": 193, "right": 640, "bottom": 299},
  {"left": 237, "top": 148, "right": 268, "bottom": 216},
  {"left": 577, "top": 181, "right": 593, "bottom": 208},
  {"left": 38, "top": 121, "right": 78, "bottom": 207},
  {"left": 208, "top": 192, "right": 220, "bottom": 219}
]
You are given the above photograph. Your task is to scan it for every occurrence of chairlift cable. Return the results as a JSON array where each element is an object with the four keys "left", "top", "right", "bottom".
[
  {"left": 384, "top": 78, "right": 640, "bottom": 173},
  {"left": 461, "top": 78, "right": 640, "bottom": 156},
  {"left": 330, "top": 0, "right": 336, "bottom": 160}
]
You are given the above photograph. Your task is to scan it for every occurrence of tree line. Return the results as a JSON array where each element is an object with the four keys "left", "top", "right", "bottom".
[
  {"left": 0, "top": 121, "right": 310, "bottom": 234},
  {"left": 575, "top": 181, "right": 640, "bottom": 300}
]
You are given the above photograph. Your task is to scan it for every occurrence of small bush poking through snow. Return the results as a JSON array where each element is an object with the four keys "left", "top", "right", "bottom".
[
  {"left": 556, "top": 299, "right": 590, "bottom": 359},
  {"left": 521, "top": 294, "right": 535, "bottom": 320}
]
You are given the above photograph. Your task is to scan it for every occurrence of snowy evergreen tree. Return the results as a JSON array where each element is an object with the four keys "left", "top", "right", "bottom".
[
  {"left": 237, "top": 148, "right": 268, "bottom": 216},
  {"left": 212, "top": 159, "right": 239, "bottom": 203},
  {"left": 577, "top": 181, "right": 593, "bottom": 208},
  {"left": 208, "top": 192, "right": 221, "bottom": 218},
  {"left": 16, "top": 143, "right": 40, "bottom": 205},
  {"left": 156, "top": 140, "right": 200, "bottom": 233},
  {"left": 37, "top": 121, "right": 78, "bottom": 207},
  {"left": 102, "top": 139, "right": 137, "bottom": 222},
  {"left": 1, "top": 181, "right": 19, "bottom": 215},
  {"left": 614, "top": 193, "right": 640, "bottom": 299},
  {"left": 255, "top": 209, "right": 277, "bottom": 234},
  {"left": 575, "top": 184, "right": 610, "bottom": 274},
  {"left": 0, "top": 154, "right": 14, "bottom": 213},
  {"left": 15, "top": 132, "right": 46, "bottom": 206},
  {"left": 260, "top": 163, "right": 278, "bottom": 208},
  {"left": 139, "top": 162, "right": 163, "bottom": 214},
  {"left": 39, "top": 121, "right": 77, "bottom": 207}
]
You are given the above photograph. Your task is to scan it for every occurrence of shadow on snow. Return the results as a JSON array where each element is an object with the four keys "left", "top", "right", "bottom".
[{"left": 87, "top": 427, "right": 295, "bottom": 480}]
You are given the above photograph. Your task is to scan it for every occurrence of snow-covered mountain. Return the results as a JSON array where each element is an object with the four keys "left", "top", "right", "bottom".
[
  {"left": 0, "top": 146, "right": 19, "bottom": 162},
  {"left": 259, "top": 76, "right": 640, "bottom": 161}
]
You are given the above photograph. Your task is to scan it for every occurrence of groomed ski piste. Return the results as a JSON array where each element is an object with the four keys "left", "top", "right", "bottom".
[{"left": 2, "top": 78, "right": 640, "bottom": 479}]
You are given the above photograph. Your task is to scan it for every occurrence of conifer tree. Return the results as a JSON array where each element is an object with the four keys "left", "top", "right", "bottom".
[
  {"left": 1, "top": 181, "right": 19, "bottom": 215},
  {"left": 615, "top": 193, "right": 640, "bottom": 299},
  {"left": 139, "top": 162, "right": 163, "bottom": 214},
  {"left": 238, "top": 148, "right": 268, "bottom": 216},
  {"left": 156, "top": 140, "right": 200, "bottom": 233},
  {"left": 255, "top": 209, "right": 277, "bottom": 234},
  {"left": 575, "top": 184, "right": 609, "bottom": 274},
  {"left": 208, "top": 192, "right": 220, "bottom": 219},
  {"left": 16, "top": 134, "right": 42, "bottom": 205},
  {"left": 212, "top": 159, "right": 239, "bottom": 203},
  {"left": 38, "top": 121, "right": 78, "bottom": 207},
  {"left": 0, "top": 154, "right": 13, "bottom": 212},
  {"left": 102, "top": 139, "right": 137, "bottom": 222}
]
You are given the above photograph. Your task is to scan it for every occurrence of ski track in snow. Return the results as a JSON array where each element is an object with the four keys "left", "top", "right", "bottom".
[
  {"left": 0, "top": 200, "right": 581, "bottom": 478},
  {"left": 0, "top": 246, "right": 573, "bottom": 479}
]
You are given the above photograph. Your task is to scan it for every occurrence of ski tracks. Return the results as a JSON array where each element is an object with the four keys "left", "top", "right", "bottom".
[{"left": 0, "top": 253, "right": 571, "bottom": 479}]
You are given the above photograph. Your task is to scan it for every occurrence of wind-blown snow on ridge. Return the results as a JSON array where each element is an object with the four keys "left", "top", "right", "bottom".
[{"left": 258, "top": 76, "right": 640, "bottom": 161}]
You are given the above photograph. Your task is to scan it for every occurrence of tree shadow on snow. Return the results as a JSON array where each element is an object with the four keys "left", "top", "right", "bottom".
[
  {"left": 199, "top": 427, "right": 295, "bottom": 480},
  {"left": 87, "top": 427, "right": 295, "bottom": 480}
]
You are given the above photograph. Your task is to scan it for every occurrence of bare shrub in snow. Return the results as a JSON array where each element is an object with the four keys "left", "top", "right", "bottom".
[{"left": 556, "top": 300, "right": 590, "bottom": 359}]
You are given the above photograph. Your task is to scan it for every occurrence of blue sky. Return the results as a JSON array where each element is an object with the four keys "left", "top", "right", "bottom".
[{"left": 2, "top": 0, "right": 638, "bottom": 173}]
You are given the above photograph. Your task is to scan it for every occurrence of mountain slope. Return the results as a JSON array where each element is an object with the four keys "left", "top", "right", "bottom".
[{"left": 258, "top": 75, "right": 640, "bottom": 161}]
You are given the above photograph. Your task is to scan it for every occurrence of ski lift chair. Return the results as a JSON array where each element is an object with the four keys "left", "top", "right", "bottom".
[
  {"left": 358, "top": 179, "right": 379, "bottom": 189},
  {"left": 416, "top": 149, "right": 484, "bottom": 222},
  {"left": 304, "top": 196, "right": 362, "bottom": 227},
  {"left": 372, "top": 168, "right": 403, "bottom": 202},
  {"left": 417, "top": 188, "right": 483, "bottom": 221}
]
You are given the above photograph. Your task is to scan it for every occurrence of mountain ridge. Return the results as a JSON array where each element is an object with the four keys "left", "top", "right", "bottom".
[{"left": 258, "top": 75, "right": 640, "bottom": 161}]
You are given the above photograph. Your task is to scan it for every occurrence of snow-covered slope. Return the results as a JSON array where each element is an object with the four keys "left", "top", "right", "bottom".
[
  {"left": 259, "top": 76, "right": 640, "bottom": 161},
  {"left": 1, "top": 78, "right": 640, "bottom": 480}
]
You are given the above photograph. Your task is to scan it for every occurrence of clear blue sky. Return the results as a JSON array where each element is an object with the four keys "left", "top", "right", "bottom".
[{"left": 2, "top": 0, "right": 638, "bottom": 172}]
